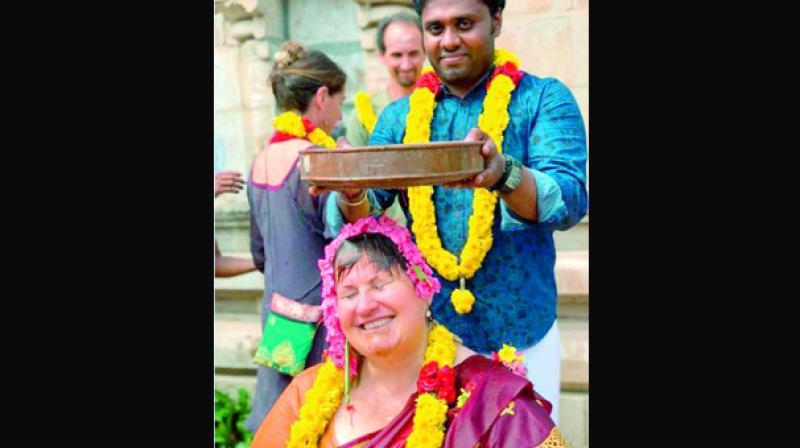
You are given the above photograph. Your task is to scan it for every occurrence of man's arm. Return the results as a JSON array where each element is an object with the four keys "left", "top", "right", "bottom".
[
  {"left": 454, "top": 80, "right": 587, "bottom": 228},
  {"left": 521, "top": 79, "right": 588, "bottom": 230},
  {"left": 215, "top": 240, "right": 257, "bottom": 278}
]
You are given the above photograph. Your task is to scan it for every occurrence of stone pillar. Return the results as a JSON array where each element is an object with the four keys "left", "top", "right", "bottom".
[
  {"left": 214, "top": 0, "right": 283, "bottom": 250},
  {"left": 495, "top": 0, "right": 589, "bottom": 189},
  {"left": 288, "top": 0, "right": 368, "bottom": 121},
  {"left": 352, "top": 0, "right": 415, "bottom": 94}
]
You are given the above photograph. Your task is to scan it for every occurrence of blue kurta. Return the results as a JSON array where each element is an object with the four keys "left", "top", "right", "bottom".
[{"left": 356, "top": 68, "right": 588, "bottom": 353}]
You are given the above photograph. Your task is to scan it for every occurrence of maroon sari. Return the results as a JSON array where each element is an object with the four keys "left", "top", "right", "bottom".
[
  {"left": 354, "top": 355, "right": 559, "bottom": 448},
  {"left": 253, "top": 355, "right": 566, "bottom": 448}
]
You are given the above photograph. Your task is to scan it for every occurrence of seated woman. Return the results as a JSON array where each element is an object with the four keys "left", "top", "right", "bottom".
[{"left": 251, "top": 215, "right": 569, "bottom": 447}]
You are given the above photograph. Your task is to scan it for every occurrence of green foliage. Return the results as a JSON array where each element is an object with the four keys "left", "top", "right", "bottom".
[{"left": 215, "top": 388, "right": 254, "bottom": 448}]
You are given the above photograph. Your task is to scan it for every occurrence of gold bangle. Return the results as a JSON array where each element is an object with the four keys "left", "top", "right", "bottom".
[{"left": 337, "top": 190, "right": 368, "bottom": 207}]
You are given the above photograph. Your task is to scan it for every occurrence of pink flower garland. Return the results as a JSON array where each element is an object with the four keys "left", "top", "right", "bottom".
[{"left": 318, "top": 215, "right": 441, "bottom": 374}]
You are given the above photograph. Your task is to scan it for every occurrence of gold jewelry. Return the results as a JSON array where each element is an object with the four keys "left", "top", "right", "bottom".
[{"left": 336, "top": 190, "right": 368, "bottom": 207}]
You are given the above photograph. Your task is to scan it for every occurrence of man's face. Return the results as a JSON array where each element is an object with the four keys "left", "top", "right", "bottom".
[
  {"left": 421, "top": 0, "right": 502, "bottom": 91},
  {"left": 379, "top": 21, "right": 425, "bottom": 88}
]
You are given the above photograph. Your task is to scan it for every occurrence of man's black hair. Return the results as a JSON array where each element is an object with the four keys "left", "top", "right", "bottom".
[{"left": 412, "top": 0, "right": 505, "bottom": 17}]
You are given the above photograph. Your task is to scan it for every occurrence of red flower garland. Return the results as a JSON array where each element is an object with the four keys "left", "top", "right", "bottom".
[
  {"left": 486, "top": 62, "right": 523, "bottom": 90},
  {"left": 268, "top": 116, "right": 318, "bottom": 144},
  {"left": 416, "top": 361, "right": 457, "bottom": 404},
  {"left": 414, "top": 70, "right": 442, "bottom": 97},
  {"left": 414, "top": 62, "right": 523, "bottom": 96}
]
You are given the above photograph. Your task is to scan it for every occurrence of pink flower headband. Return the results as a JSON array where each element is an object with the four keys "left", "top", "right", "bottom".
[{"left": 318, "top": 215, "right": 441, "bottom": 374}]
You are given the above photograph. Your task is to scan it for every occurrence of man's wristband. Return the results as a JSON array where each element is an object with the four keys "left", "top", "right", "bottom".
[
  {"left": 489, "top": 155, "right": 523, "bottom": 195},
  {"left": 488, "top": 156, "right": 511, "bottom": 192}
]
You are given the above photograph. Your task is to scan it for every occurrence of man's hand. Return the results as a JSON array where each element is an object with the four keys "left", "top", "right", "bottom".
[
  {"left": 214, "top": 171, "right": 245, "bottom": 198},
  {"left": 444, "top": 128, "right": 505, "bottom": 189},
  {"left": 308, "top": 136, "right": 362, "bottom": 198}
]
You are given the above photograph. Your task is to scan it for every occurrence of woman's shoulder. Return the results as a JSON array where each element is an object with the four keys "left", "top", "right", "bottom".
[
  {"left": 456, "top": 353, "right": 519, "bottom": 377},
  {"left": 251, "top": 139, "right": 311, "bottom": 185},
  {"left": 251, "top": 363, "right": 328, "bottom": 448},
  {"left": 454, "top": 343, "right": 477, "bottom": 365},
  {"left": 451, "top": 356, "right": 558, "bottom": 447},
  {"left": 290, "top": 361, "right": 326, "bottom": 394},
  {"left": 455, "top": 355, "right": 532, "bottom": 397}
]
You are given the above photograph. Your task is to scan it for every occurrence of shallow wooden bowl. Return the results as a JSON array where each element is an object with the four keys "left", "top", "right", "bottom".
[{"left": 298, "top": 141, "right": 484, "bottom": 189}]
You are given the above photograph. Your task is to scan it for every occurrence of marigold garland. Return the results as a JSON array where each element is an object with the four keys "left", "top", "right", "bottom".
[
  {"left": 405, "top": 49, "right": 523, "bottom": 314},
  {"left": 492, "top": 343, "right": 528, "bottom": 377},
  {"left": 406, "top": 323, "right": 457, "bottom": 448},
  {"left": 354, "top": 91, "right": 377, "bottom": 135},
  {"left": 272, "top": 111, "right": 336, "bottom": 149},
  {"left": 286, "top": 323, "right": 457, "bottom": 448},
  {"left": 286, "top": 358, "right": 344, "bottom": 447}
]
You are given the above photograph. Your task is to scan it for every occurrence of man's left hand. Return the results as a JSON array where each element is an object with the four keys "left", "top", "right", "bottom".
[{"left": 444, "top": 128, "right": 505, "bottom": 189}]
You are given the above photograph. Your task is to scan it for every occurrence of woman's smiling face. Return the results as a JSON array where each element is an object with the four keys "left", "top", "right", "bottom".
[{"left": 336, "top": 255, "right": 429, "bottom": 360}]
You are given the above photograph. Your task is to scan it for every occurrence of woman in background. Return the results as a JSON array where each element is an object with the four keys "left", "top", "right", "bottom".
[{"left": 244, "top": 40, "right": 353, "bottom": 433}]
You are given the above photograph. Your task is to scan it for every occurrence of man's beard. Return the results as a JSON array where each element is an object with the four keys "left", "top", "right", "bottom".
[
  {"left": 396, "top": 72, "right": 417, "bottom": 88},
  {"left": 436, "top": 65, "right": 472, "bottom": 85}
]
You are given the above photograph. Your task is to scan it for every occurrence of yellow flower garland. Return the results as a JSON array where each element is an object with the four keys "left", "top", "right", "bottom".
[
  {"left": 354, "top": 91, "right": 377, "bottom": 135},
  {"left": 273, "top": 111, "right": 337, "bottom": 149},
  {"left": 287, "top": 324, "right": 457, "bottom": 448},
  {"left": 286, "top": 359, "right": 344, "bottom": 447},
  {"left": 407, "top": 323, "right": 456, "bottom": 448},
  {"left": 497, "top": 343, "right": 524, "bottom": 364},
  {"left": 406, "top": 49, "right": 521, "bottom": 314}
]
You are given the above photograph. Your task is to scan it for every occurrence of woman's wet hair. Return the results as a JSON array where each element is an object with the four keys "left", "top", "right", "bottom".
[
  {"left": 334, "top": 233, "right": 408, "bottom": 285},
  {"left": 269, "top": 40, "right": 347, "bottom": 113}
]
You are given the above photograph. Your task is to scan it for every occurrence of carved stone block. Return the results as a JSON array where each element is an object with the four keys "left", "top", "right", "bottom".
[
  {"left": 354, "top": 0, "right": 413, "bottom": 6},
  {"left": 504, "top": 0, "right": 574, "bottom": 15},
  {"left": 239, "top": 40, "right": 273, "bottom": 110},
  {"left": 356, "top": 3, "right": 414, "bottom": 29},
  {"left": 215, "top": 47, "right": 243, "bottom": 112},
  {"left": 496, "top": 11, "right": 588, "bottom": 88},
  {"left": 228, "top": 15, "right": 267, "bottom": 44}
]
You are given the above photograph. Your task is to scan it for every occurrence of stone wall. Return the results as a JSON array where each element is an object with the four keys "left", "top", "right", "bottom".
[
  {"left": 214, "top": 0, "right": 280, "bottom": 216},
  {"left": 352, "top": 0, "right": 417, "bottom": 94},
  {"left": 496, "top": 0, "right": 589, "bottom": 186},
  {"left": 214, "top": 0, "right": 367, "bottom": 241}
]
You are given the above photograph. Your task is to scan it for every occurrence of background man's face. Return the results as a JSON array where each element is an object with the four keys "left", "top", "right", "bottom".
[
  {"left": 379, "top": 22, "right": 425, "bottom": 88},
  {"left": 421, "top": 0, "right": 501, "bottom": 89}
]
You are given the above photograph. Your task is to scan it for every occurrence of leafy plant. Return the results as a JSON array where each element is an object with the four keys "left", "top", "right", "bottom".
[{"left": 215, "top": 388, "right": 254, "bottom": 448}]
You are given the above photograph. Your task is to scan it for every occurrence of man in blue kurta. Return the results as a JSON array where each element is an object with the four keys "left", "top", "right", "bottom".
[{"left": 327, "top": 0, "right": 587, "bottom": 422}]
